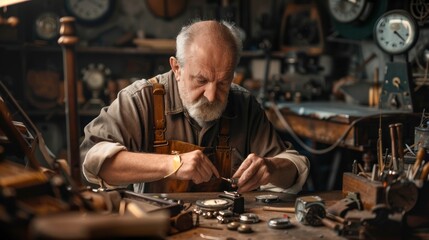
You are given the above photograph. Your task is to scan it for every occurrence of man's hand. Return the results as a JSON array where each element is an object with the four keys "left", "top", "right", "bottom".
[
  {"left": 174, "top": 150, "right": 220, "bottom": 184},
  {"left": 232, "top": 153, "right": 274, "bottom": 193}
]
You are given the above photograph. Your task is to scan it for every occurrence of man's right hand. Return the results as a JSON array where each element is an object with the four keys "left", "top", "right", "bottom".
[{"left": 174, "top": 150, "right": 220, "bottom": 184}]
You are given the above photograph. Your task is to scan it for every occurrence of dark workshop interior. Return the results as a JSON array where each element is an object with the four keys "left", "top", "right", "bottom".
[{"left": 1, "top": 0, "right": 429, "bottom": 239}]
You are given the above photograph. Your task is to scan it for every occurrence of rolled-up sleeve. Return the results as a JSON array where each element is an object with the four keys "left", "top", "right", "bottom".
[
  {"left": 82, "top": 141, "right": 128, "bottom": 189},
  {"left": 260, "top": 149, "right": 310, "bottom": 194}
]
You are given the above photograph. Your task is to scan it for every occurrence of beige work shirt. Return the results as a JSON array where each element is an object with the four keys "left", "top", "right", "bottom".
[{"left": 81, "top": 71, "right": 309, "bottom": 193}]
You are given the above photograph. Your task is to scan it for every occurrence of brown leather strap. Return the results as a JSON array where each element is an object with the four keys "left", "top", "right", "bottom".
[
  {"left": 148, "top": 77, "right": 167, "bottom": 146},
  {"left": 217, "top": 117, "right": 230, "bottom": 149}
]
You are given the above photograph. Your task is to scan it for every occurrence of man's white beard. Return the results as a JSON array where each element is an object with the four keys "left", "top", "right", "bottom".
[{"left": 179, "top": 85, "right": 227, "bottom": 127}]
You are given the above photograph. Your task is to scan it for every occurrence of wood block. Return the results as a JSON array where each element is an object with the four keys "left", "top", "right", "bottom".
[{"left": 342, "top": 172, "right": 385, "bottom": 210}]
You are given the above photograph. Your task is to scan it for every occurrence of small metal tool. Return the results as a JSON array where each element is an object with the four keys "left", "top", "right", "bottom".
[{"left": 221, "top": 177, "right": 239, "bottom": 185}]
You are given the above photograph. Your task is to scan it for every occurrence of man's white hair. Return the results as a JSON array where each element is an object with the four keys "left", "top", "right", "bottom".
[{"left": 175, "top": 20, "right": 243, "bottom": 68}]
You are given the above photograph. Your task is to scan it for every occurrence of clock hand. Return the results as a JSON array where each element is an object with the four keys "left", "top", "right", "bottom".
[{"left": 394, "top": 30, "right": 406, "bottom": 42}]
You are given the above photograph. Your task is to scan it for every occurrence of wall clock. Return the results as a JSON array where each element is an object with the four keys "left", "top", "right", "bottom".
[
  {"left": 329, "top": 0, "right": 388, "bottom": 40},
  {"left": 81, "top": 63, "right": 111, "bottom": 108},
  {"left": 328, "top": 0, "right": 372, "bottom": 23},
  {"left": 65, "top": 0, "right": 115, "bottom": 25},
  {"left": 34, "top": 12, "right": 60, "bottom": 41},
  {"left": 373, "top": 9, "right": 419, "bottom": 55}
]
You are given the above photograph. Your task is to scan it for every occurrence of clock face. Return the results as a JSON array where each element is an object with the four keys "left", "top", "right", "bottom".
[
  {"left": 328, "top": 0, "right": 369, "bottom": 23},
  {"left": 295, "top": 196, "right": 325, "bottom": 225},
  {"left": 374, "top": 10, "right": 419, "bottom": 55},
  {"left": 35, "top": 12, "right": 60, "bottom": 40},
  {"left": 196, "top": 198, "right": 233, "bottom": 210},
  {"left": 295, "top": 200, "right": 306, "bottom": 223},
  {"left": 82, "top": 63, "right": 111, "bottom": 90},
  {"left": 65, "top": 0, "right": 114, "bottom": 24}
]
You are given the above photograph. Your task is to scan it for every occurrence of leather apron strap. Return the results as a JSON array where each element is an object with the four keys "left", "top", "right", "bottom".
[{"left": 148, "top": 77, "right": 167, "bottom": 146}]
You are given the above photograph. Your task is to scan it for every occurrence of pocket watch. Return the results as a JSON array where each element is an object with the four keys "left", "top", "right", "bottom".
[
  {"left": 255, "top": 194, "right": 279, "bottom": 203},
  {"left": 295, "top": 196, "right": 326, "bottom": 226},
  {"left": 328, "top": 0, "right": 372, "bottom": 23},
  {"left": 65, "top": 0, "right": 114, "bottom": 25},
  {"left": 195, "top": 198, "right": 233, "bottom": 211},
  {"left": 374, "top": 10, "right": 419, "bottom": 55}
]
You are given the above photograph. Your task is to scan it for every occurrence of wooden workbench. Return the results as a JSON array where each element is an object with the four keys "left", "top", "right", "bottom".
[
  {"left": 266, "top": 101, "right": 420, "bottom": 152},
  {"left": 162, "top": 191, "right": 346, "bottom": 240}
]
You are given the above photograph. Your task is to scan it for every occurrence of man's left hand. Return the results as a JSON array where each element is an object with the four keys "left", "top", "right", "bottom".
[{"left": 231, "top": 153, "right": 274, "bottom": 193}]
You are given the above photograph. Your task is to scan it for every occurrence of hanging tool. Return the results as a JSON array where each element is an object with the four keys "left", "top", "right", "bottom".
[
  {"left": 411, "top": 147, "right": 426, "bottom": 180},
  {"left": 395, "top": 123, "right": 404, "bottom": 172},
  {"left": 389, "top": 124, "right": 399, "bottom": 171}
]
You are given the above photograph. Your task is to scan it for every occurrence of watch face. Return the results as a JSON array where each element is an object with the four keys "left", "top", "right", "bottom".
[
  {"left": 328, "top": 0, "right": 368, "bottom": 23},
  {"left": 65, "top": 0, "right": 114, "bottom": 24},
  {"left": 196, "top": 198, "right": 233, "bottom": 210},
  {"left": 35, "top": 13, "right": 60, "bottom": 40},
  {"left": 374, "top": 10, "right": 419, "bottom": 55},
  {"left": 85, "top": 70, "right": 104, "bottom": 89}
]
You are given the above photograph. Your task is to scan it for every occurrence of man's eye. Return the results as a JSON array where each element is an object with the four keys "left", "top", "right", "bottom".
[{"left": 197, "top": 78, "right": 207, "bottom": 85}]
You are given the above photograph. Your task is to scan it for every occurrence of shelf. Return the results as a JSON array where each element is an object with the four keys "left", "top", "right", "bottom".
[
  {"left": 0, "top": 43, "right": 289, "bottom": 58},
  {"left": 27, "top": 107, "right": 101, "bottom": 119}
]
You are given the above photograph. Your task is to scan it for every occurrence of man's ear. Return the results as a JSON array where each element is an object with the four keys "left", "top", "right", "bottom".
[{"left": 169, "top": 57, "right": 180, "bottom": 81}]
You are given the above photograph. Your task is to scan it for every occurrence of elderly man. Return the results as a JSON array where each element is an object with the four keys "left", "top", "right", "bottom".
[{"left": 80, "top": 20, "right": 309, "bottom": 194}]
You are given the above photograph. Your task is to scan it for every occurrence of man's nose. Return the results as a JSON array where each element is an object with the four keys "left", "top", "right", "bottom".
[{"left": 204, "top": 83, "right": 217, "bottom": 102}]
